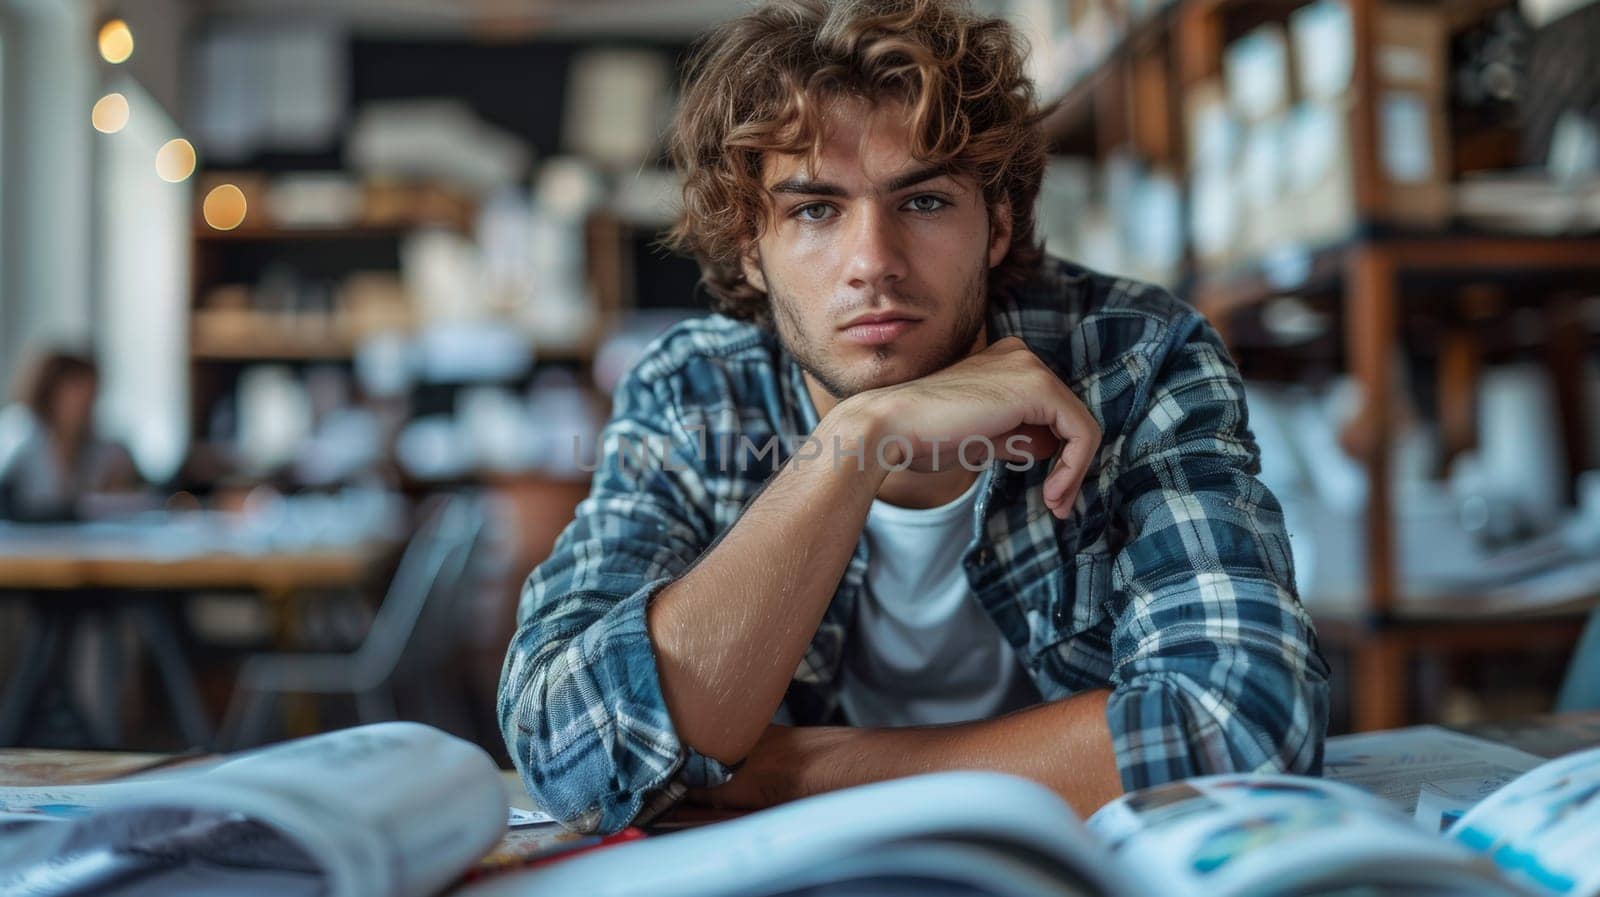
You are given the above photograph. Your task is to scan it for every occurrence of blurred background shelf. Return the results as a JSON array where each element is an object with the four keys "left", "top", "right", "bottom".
[{"left": 1025, "top": 0, "right": 1600, "bottom": 731}]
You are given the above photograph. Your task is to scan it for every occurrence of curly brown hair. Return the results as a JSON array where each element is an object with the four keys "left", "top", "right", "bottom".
[{"left": 664, "top": 0, "right": 1048, "bottom": 329}]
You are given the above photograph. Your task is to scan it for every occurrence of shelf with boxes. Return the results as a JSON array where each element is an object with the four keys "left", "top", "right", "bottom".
[
  {"left": 188, "top": 175, "right": 620, "bottom": 366},
  {"left": 184, "top": 173, "right": 624, "bottom": 495},
  {"left": 1025, "top": 0, "right": 1600, "bottom": 732}
]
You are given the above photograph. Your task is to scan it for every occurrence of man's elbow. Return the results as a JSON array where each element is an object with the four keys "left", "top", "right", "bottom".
[
  {"left": 1109, "top": 653, "right": 1330, "bottom": 787},
  {"left": 497, "top": 605, "right": 693, "bottom": 834},
  {"left": 498, "top": 657, "right": 655, "bottom": 834}
]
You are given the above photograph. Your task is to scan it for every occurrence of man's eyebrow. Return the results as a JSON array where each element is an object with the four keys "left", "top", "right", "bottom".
[
  {"left": 884, "top": 166, "right": 950, "bottom": 193},
  {"left": 766, "top": 166, "right": 952, "bottom": 198},
  {"left": 768, "top": 177, "right": 847, "bottom": 197}
]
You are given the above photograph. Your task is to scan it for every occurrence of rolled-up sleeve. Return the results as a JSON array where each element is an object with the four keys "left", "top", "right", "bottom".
[
  {"left": 496, "top": 365, "right": 735, "bottom": 834},
  {"left": 1103, "top": 312, "right": 1330, "bottom": 790}
]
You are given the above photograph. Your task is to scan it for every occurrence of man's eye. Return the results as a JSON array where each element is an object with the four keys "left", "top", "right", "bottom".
[
  {"left": 794, "top": 203, "right": 835, "bottom": 222},
  {"left": 904, "top": 195, "right": 948, "bottom": 213}
]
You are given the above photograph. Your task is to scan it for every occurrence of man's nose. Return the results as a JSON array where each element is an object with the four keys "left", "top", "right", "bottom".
[{"left": 843, "top": 204, "right": 908, "bottom": 294}]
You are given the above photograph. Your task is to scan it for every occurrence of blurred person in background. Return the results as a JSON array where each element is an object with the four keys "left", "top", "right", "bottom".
[{"left": 0, "top": 350, "right": 142, "bottom": 522}]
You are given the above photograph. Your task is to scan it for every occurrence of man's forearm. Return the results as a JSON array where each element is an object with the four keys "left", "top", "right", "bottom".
[
  {"left": 707, "top": 690, "right": 1125, "bottom": 818},
  {"left": 647, "top": 399, "right": 892, "bottom": 766}
]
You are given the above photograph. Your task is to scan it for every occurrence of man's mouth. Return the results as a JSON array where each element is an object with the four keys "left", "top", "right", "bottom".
[{"left": 839, "top": 316, "right": 920, "bottom": 346}]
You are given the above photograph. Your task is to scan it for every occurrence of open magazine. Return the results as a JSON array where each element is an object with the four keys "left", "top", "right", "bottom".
[
  {"left": 0, "top": 722, "right": 508, "bottom": 897},
  {"left": 463, "top": 747, "right": 1600, "bottom": 897},
  {"left": 4, "top": 722, "right": 1598, "bottom": 897}
]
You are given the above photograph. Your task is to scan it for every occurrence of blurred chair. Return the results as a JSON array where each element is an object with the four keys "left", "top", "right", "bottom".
[{"left": 216, "top": 492, "right": 487, "bottom": 749}]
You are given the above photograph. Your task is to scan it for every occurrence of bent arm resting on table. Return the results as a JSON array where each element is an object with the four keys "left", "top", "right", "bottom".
[
  {"left": 690, "top": 689, "right": 1123, "bottom": 818},
  {"left": 497, "top": 361, "right": 892, "bottom": 834}
]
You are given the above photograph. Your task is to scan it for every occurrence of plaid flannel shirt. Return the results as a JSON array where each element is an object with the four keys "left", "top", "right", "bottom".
[{"left": 498, "top": 255, "right": 1330, "bottom": 834}]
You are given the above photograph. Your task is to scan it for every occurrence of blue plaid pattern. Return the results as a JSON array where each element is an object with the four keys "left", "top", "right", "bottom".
[{"left": 498, "top": 255, "right": 1330, "bottom": 833}]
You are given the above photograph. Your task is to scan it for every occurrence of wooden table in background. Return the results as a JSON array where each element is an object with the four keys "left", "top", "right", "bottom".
[{"left": 0, "top": 542, "right": 380, "bottom": 750}]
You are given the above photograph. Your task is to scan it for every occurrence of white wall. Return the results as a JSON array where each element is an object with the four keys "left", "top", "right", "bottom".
[
  {"left": 0, "top": 0, "right": 95, "bottom": 394},
  {"left": 98, "top": 77, "right": 190, "bottom": 481}
]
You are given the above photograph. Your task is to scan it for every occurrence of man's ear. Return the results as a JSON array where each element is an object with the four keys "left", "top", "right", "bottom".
[
  {"left": 987, "top": 199, "right": 1013, "bottom": 269},
  {"left": 740, "top": 244, "right": 768, "bottom": 293}
]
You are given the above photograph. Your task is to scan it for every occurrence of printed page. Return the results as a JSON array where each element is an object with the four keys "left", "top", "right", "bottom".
[
  {"left": 0, "top": 722, "right": 506, "bottom": 897},
  {"left": 1415, "top": 775, "right": 1526, "bottom": 834},
  {"left": 459, "top": 770, "right": 1133, "bottom": 897},
  {"left": 1326, "top": 725, "right": 1543, "bottom": 816},
  {"left": 1085, "top": 775, "right": 1524, "bottom": 897},
  {"left": 1452, "top": 746, "right": 1600, "bottom": 897}
]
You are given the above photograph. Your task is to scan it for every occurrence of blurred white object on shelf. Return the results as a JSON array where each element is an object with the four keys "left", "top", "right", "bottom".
[
  {"left": 1225, "top": 24, "right": 1291, "bottom": 122},
  {"left": 1475, "top": 363, "right": 1569, "bottom": 523},
  {"left": 1247, "top": 365, "right": 1600, "bottom": 617},
  {"left": 192, "top": 23, "right": 347, "bottom": 160},
  {"left": 402, "top": 228, "right": 488, "bottom": 324},
  {"left": 236, "top": 366, "right": 313, "bottom": 476},
  {"left": 396, "top": 415, "right": 470, "bottom": 482},
  {"left": 348, "top": 100, "right": 530, "bottom": 194},
  {"left": 521, "top": 158, "right": 604, "bottom": 355},
  {"left": 524, "top": 369, "right": 606, "bottom": 478},
  {"left": 265, "top": 173, "right": 364, "bottom": 229},
  {"left": 1292, "top": 0, "right": 1356, "bottom": 100},
  {"left": 562, "top": 48, "right": 672, "bottom": 170},
  {"left": 413, "top": 321, "right": 531, "bottom": 384},
  {"left": 1454, "top": 171, "right": 1600, "bottom": 234},
  {"left": 459, "top": 387, "right": 538, "bottom": 473}
]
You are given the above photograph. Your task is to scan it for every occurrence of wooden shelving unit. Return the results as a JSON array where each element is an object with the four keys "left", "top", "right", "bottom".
[
  {"left": 1042, "top": 0, "right": 1600, "bottom": 730},
  {"left": 184, "top": 184, "right": 624, "bottom": 471}
]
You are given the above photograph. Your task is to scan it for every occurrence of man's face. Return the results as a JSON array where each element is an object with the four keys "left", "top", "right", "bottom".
[{"left": 741, "top": 98, "right": 1012, "bottom": 400}]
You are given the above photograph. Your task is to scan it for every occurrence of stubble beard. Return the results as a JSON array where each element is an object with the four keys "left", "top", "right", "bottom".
[{"left": 766, "top": 257, "right": 990, "bottom": 401}]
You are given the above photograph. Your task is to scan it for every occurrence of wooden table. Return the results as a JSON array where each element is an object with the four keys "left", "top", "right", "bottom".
[
  {"left": 0, "top": 550, "right": 372, "bottom": 593},
  {"left": 0, "top": 531, "right": 381, "bottom": 750}
]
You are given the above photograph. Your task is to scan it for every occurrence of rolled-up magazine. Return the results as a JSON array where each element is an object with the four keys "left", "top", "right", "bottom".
[{"left": 0, "top": 722, "right": 506, "bottom": 897}]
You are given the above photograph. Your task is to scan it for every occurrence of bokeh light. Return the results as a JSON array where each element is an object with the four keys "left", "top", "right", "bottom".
[
  {"left": 156, "top": 138, "right": 197, "bottom": 182},
  {"left": 98, "top": 19, "right": 134, "bottom": 64},
  {"left": 203, "top": 184, "right": 249, "bottom": 230},
  {"left": 91, "top": 93, "right": 130, "bottom": 133}
]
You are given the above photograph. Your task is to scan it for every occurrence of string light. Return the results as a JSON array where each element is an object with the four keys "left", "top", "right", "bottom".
[
  {"left": 156, "top": 138, "right": 197, "bottom": 182},
  {"left": 92, "top": 93, "right": 130, "bottom": 133},
  {"left": 99, "top": 19, "right": 134, "bottom": 64}
]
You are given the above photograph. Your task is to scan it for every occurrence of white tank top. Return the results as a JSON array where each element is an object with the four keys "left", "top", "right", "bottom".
[{"left": 837, "top": 472, "right": 1040, "bottom": 727}]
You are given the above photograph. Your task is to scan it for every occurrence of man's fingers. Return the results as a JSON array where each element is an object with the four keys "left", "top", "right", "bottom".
[
  {"left": 1044, "top": 442, "right": 1094, "bottom": 517},
  {"left": 1043, "top": 394, "right": 1099, "bottom": 516}
]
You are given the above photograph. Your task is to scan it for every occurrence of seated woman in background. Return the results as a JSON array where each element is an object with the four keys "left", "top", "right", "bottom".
[{"left": 0, "top": 350, "right": 141, "bottom": 522}]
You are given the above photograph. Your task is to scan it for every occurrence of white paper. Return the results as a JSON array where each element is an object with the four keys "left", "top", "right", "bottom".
[{"left": 1325, "top": 725, "right": 1544, "bottom": 816}]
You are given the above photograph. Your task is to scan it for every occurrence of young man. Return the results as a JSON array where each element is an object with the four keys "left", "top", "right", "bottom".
[{"left": 498, "top": 0, "right": 1329, "bottom": 834}]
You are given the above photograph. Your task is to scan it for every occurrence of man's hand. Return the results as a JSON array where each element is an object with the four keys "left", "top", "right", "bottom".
[
  {"left": 845, "top": 336, "right": 1101, "bottom": 519},
  {"left": 685, "top": 692, "right": 1124, "bottom": 817},
  {"left": 685, "top": 725, "right": 856, "bottom": 810}
]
